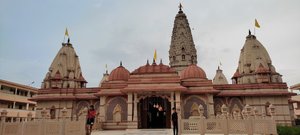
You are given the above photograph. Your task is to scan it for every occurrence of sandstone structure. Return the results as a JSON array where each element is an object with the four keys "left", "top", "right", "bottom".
[{"left": 31, "top": 5, "right": 295, "bottom": 130}]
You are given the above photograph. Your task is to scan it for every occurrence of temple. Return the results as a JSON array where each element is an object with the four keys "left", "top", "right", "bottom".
[{"left": 31, "top": 5, "right": 295, "bottom": 130}]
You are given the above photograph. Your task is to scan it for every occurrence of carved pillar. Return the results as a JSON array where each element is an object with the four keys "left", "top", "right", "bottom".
[
  {"left": 127, "top": 93, "right": 133, "bottom": 121},
  {"left": 175, "top": 91, "right": 181, "bottom": 135},
  {"left": 133, "top": 93, "right": 138, "bottom": 122},
  {"left": 13, "top": 101, "right": 16, "bottom": 109},
  {"left": 175, "top": 92, "right": 181, "bottom": 115},
  {"left": 99, "top": 96, "right": 106, "bottom": 122},
  {"left": 171, "top": 92, "right": 175, "bottom": 109},
  {"left": 15, "top": 88, "right": 18, "bottom": 95},
  {"left": 26, "top": 103, "right": 29, "bottom": 110},
  {"left": 207, "top": 94, "right": 215, "bottom": 118}
]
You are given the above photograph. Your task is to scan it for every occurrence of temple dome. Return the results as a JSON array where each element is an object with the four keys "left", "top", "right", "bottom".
[
  {"left": 132, "top": 60, "right": 175, "bottom": 74},
  {"left": 180, "top": 64, "right": 207, "bottom": 79},
  {"left": 108, "top": 64, "right": 130, "bottom": 81}
]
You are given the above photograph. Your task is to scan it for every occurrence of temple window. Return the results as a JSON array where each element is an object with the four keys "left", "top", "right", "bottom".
[
  {"left": 80, "top": 82, "right": 85, "bottom": 88},
  {"left": 50, "top": 106, "right": 56, "bottom": 119},
  {"left": 181, "top": 47, "right": 185, "bottom": 52},
  {"left": 182, "top": 55, "right": 185, "bottom": 60},
  {"left": 265, "top": 102, "right": 271, "bottom": 116},
  {"left": 173, "top": 56, "right": 176, "bottom": 61}
]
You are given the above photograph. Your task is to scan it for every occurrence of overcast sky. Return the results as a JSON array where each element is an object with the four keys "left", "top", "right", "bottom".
[{"left": 0, "top": 0, "right": 299, "bottom": 88}]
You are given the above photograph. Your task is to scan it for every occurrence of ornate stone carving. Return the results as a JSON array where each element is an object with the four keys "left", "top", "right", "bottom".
[{"left": 169, "top": 8, "right": 197, "bottom": 72}]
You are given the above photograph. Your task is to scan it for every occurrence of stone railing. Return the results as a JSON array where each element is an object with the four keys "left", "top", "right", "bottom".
[
  {"left": 0, "top": 108, "right": 86, "bottom": 135},
  {"left": 181, "top": 104, "right": 277, "bottom": 135}
]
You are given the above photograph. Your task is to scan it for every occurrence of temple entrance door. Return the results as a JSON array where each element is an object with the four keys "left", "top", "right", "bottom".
[{"left": 138, "top": 96, "right": 171, "bottom": 129}]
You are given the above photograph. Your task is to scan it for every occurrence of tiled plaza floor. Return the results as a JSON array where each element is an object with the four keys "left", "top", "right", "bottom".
[{"left": 91, "top": 129, "right": 202, "bottom": 135}]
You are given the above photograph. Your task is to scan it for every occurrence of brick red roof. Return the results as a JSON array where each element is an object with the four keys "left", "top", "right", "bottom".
[
  {"left": 108, "top": 65, "right": 130, "bottom": 81},
  {"left": 180, "top": 64, "right": 207, "bottom": 79},
  {"left": 131, "top": 61, "right": 176, "bottom": 74}
]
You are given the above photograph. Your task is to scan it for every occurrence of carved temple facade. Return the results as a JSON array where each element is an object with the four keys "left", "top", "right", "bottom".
[{"left": 31, "top": 6, "right": 295, "bottom": 129}]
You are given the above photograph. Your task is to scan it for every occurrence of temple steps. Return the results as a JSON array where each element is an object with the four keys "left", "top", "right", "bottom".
[{"left": 125, "top": 129, "right": 171, "bottom": 135}]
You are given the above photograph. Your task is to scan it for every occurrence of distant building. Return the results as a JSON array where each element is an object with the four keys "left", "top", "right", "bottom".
[
  {"left": 290, "top": 83, "right": 300, "bottom": 119},
  {"left": 31, "top": 5, "right": 295, "bottom": 129},
  {"left": 0, "top": 79, "right": 37, "bottom": 122}
]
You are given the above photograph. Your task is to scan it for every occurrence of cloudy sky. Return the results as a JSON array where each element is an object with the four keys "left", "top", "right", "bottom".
[{"left": 0, "top": 0, "right": 299, "bottom": 88}]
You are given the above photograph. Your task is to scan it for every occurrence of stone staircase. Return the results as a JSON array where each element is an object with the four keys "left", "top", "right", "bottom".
[{"left": 125, "top": 129, "right": 171, "bottom": 135}]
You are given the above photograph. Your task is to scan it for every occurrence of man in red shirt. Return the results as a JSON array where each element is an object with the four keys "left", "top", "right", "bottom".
[{"left": 86, "top": 105, "right": 96, "bottom": 135}]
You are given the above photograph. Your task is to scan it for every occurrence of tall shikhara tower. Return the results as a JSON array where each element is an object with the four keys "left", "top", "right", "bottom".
[
  {"left": 169, "top": 5, "right": 197, "bottom": 72},
  {"left": 232, "top": 32, "right": 283, "bottom": 84}
]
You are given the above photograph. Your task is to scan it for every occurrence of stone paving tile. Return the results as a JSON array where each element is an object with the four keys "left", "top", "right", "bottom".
[{"left": 91, "top": 130, "right": 205, "bottom": 135}]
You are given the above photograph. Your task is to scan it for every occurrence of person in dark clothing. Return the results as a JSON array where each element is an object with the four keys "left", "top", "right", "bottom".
[
  {"left": 158, "top": 105, "right": 165, "bottom": 128},
  {"left": 172, "top": 107, "right": 178, "bottom": 135},
  {"left": 86, "top": 105, "right": 96, "bottom": 135}
]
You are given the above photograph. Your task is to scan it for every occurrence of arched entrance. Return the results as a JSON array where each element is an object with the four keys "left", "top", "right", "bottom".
[{"left": 138, "top": 96, "right": 171, "bottom": 129}]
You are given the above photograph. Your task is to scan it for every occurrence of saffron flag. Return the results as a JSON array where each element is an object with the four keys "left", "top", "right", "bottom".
[
  {"left": 255, "top": 19, "right": 260, "bottom": 28},
  {"left": 154, "top": 49, "right": 157, "bottom": 61},
  {"left": 65, "top": 28, "right": 69, "bottom": 37}
]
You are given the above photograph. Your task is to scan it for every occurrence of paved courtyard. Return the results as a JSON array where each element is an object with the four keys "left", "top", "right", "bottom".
[{"left": 91, "top": 129, "right": 203, "bottom": 135}]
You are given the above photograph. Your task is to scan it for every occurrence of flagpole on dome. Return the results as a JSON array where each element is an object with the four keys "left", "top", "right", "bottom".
[
  {"left": 105, "top": 64, "right": 108, "bottom": 74},
  {"left": 63, "top": 28, "right": 70, "bottom": 43},
  {"left": 254, "top": 19, "right": 260, "bottom": 36},
  {"left": 153, "top": 49, "right": 157, "bottom": 63}
]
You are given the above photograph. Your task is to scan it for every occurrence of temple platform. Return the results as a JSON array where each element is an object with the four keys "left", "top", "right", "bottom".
[{"left": 91, "top": 129, "right": 226, "bottom": 135}]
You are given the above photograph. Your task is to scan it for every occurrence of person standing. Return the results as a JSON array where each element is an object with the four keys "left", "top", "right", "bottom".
[
  {"left": 86, "top": 105, "right": 96, "bottom": 135},
  {"left": 171, "top": 107, "right": 178, "bottom": 135}
]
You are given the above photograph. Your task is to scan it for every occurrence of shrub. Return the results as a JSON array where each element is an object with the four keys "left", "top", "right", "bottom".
[{"left": 277, "top": 126, "right": 300, "bottom": 135}]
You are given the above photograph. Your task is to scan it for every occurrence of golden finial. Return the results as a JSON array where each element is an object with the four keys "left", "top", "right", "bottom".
[{"left": 179, "top": 3, "right": 183, "bottom": 11}]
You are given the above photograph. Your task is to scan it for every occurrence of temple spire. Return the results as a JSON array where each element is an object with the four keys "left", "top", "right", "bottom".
[
  {"left": 213, "top": 66, "right": 228, "bottom": 84},
  {"left": 169, "top": 4, "right": 197, "bottom": 72}
]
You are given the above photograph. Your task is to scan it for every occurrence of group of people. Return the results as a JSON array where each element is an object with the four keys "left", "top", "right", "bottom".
[
  {"left": 147, "top": 104, "right": 178, "bottom": 135},
  {"left": 85, "top": 105, "right": 178, "bottom": 135},
  {"left": 148, "top": 104, "right": 166, "bottom": 128}
]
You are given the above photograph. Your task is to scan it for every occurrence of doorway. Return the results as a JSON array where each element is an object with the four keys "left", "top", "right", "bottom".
[{"left": 138, "top": 96, "right": 171, "bottom": 129}]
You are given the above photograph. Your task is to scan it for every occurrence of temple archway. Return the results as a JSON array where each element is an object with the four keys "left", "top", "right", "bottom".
[{"left": 138, "top": 96, "right": 171, "bottom": 129}]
